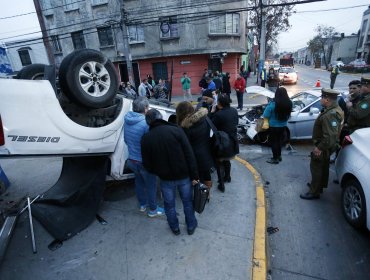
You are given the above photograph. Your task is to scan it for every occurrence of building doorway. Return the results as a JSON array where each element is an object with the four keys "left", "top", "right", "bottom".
[
  {"left": 119, "top": 62, "right": 140, "bottom": 90},
  {"left": 208, "top": 58, "right": 222, "bottom": 74}
]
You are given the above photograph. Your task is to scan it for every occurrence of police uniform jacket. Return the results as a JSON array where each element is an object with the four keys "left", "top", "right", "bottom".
[
  {"left": 347, "top": 93, "right": 370, "bottom": 131},
  {"left": 312, "top": 103, "right": 343, "bottom": 153}
]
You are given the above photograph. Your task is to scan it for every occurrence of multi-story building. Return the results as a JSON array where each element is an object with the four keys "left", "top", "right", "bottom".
[
  {"left": 331, "top": 34, "right": 357, "bottom": 64},
  {"left": 356, "top": 5, "right": 370, "bottom": 63},
  {"left": 35, "top": 0, "right": 249, "bottom": 95},
  {"left": 3, "top": 37, "right": 49, "bottom": 74}
]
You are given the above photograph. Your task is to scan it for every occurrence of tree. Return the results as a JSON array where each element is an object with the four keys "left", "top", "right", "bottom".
[
  {"left": 307, "top": 25, "right": 338, "bottom": 69},
  {"left": 248, "top": 0, "right": 296, "bottom": 55}
]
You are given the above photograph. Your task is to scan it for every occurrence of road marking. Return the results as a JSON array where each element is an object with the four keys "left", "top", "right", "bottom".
[{"left": 235, "top": 156, "right": 267, "bottom": 280}]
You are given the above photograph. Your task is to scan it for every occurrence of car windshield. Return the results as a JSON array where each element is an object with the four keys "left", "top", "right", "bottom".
[
  {"left": 279, "top": 68, "right": 295, "bottom": 73},
  {"left": 290, "top": 92, "right": 318, "bottom": 111}
]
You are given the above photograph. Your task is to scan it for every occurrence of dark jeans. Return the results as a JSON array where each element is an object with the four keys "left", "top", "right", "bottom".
[
  {"left": 160, "top": 178, "right": 197, "bottom": 231},
  {"left": 236, "top": 91, "right": 243, "bottom": 109},
  {"left": 269, "top": 127, "right": 286, "bottom": 159},
  {"left": 127, "top": 159, "right": 158, "bottom": 211}
]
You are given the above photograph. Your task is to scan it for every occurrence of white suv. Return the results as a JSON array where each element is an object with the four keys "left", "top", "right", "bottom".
[{"left": 335, "top": 128, "right": 370, "bottom": 230}]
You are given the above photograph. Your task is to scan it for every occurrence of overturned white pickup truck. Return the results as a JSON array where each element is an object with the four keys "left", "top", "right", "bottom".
[
  {"left": 0, "top": 49, "right": 175, "bottom": 242},
  {"left": 0, "top": 49, "right": 175, "bottom": 179}
]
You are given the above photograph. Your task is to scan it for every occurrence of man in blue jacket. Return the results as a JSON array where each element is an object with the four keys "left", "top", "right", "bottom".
[{"left": 124, "top": 97, "right": 164, "bottom": 217}]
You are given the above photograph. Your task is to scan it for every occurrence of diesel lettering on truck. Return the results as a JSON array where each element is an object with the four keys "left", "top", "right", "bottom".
[{"left": 7, "top": 135, "right": 60, "bottom": 143}]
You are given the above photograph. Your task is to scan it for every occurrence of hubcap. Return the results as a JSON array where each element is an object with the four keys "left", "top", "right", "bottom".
[
  {"left": 79, "top": 61, "right": 111, "bottom": 97},
  {"left": 343, "top": 185, "right": 362, "bottom": 221}
]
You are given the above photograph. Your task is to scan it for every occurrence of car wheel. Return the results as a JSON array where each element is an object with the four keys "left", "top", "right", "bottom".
[
  {"left": 342, "top": 179, "right": 367, "bottom": 229},
  {"left": 16, "top": 64, "right": 47, "bottom": 80},
  {"left": 59, "top": 49, "right": 118, "bottom": 108}
]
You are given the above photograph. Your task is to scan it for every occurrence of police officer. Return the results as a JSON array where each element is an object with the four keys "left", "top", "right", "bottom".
[
  {"left": 346, "top": 76, "right": 370, "bottom": 133},
  {"left": 330, "top": 65, "right": 339, "bottom": 89},
  {"left": 300, "top": 89, "right": 344, "bottom": 200}
]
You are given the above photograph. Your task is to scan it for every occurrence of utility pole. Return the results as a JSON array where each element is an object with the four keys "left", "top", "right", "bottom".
[
  {"left": 33, "top": 0, "right": 55, "bottom": 65},
  {"left": 258, "top": 0, "right": 267, "bottom": 82},
  {"left": 121, "top": 3, "right": 134, "bottom": 85}
]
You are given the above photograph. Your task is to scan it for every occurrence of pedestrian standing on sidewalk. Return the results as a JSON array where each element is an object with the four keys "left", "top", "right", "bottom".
[
  {"left": 222, "top": 72, "right": 232, "bottom": 102},
  {"left": 262, "top": 87, "right": 292, "bottom": 164},
  {"left": 181, "top": 72, "right": 192, "bottom": 101},
  {"left": 176, "top": 102, "right": 214, "bottom": 201},
  {"left": 233, "top": 74, "right": 246, "bottom": 110},
  {"left": 329, "top": 65, "right": 339, "bottom": 89},
  {"left": 300, "top": 89, "right": 343, "bottom": 200},
  {"left": 260, "top": 66, "right": 267, "bottom": 88},
  {"left": 124, "top": 97, "right": 164, "bottom": 217},
  {"left": 267, "top": 67, "right": 279, "bottom": 93},
  {"left": 141, "top": 109, "right": 199, "bottom": 236},
  {"left": 210, "top": 94, "right": 239, "bottom": 192}
]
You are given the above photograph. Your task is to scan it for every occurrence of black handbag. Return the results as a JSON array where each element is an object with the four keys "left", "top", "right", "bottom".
[
  {"left": 193, "top": 182, "right": 209, "bottom": 214},
  {"left": 205, "top": 117, "right": 231, "bottom": 158}
]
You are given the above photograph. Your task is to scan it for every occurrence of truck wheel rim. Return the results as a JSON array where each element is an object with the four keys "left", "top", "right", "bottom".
[
  {"left": 79, "top": 61, "right": 111, "bottom": 97},
  {"left": 343, "top": 185, "right": 362, "bottom": 220}
]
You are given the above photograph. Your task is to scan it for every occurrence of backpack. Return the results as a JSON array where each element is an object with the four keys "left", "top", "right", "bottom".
[{"left": 205, "top": 117, "right": 231, "bottom": 158}]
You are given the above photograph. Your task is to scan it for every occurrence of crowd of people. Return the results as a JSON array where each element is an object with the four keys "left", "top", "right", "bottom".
[{"left": 124, "top": 90, "right": 239, "bottom": 236}]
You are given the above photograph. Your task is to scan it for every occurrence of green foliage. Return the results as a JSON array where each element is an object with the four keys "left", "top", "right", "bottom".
[
  {"left": 248, "top": 0, "right": 296, "bottom": 54},
  {"left": 307, "top": 25, "right": 338, "bottom": 68}
]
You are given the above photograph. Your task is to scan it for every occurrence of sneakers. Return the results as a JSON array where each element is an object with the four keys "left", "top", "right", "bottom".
[
  {"left": 139, "top": 205, "right": 147, "bottom": 212},
  {"left": 147, "top": 206, "right": 165, "bottom": 218}
]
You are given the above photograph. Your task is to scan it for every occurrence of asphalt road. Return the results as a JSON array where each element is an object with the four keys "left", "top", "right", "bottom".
[{"left": 284, "top": 64, "right": 365, "bottom": 96}]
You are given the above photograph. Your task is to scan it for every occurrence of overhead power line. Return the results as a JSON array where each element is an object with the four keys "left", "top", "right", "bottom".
[{"left": 295, "top": 4, "right": 369, "bottom": 13}]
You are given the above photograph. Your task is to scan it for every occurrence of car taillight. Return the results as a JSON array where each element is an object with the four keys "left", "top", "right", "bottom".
[
  {"left": 0, "top": 116, "right": 4, "bottom": 146},
  {"left": 341, "top": 135, "right": 353, "bottom": 148}
]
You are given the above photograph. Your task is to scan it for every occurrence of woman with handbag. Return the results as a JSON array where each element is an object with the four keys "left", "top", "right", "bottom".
[
  {"left": 210, "top": 94, "right": 239, "bottom": 192},
  {"left": 262, "top": 87, "right": 292, "bottom": 164},
  {"left": 176, "top": 102, "right": 214, "bottom": 200}
]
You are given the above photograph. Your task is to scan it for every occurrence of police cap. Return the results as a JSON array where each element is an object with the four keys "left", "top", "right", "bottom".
[
  {"left": 321, "top": 88, "right": 339, "bottom": 99},
  {"left": 360, "top": 76, "right": 370, "bottom": 85}
]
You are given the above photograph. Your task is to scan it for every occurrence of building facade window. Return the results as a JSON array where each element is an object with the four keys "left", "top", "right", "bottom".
[
  {"left": 362, "top": 19, "right": 368, "bottom": 33},
  {"left": 18, "top": 49, "right": 32, "bottom": 66},
  {"left": 51, "top": 35, "right": 62, "bottom": 53},
  {"left": 128, "top": 25, "right": 144, "bottom": 43},
  {"left": 160, "top": 16, "right": 179, "bottom": 38},
  {"left": 41, "top": 0, "right": 53, "bottom": 16},
  {"left": 63, "top": 0, "right": 79, "bottom": 12},
  {"left": 71, "top": 31, "right": 86, "bottom": 50},
  {"left": 97, "top": 26, "right": 114, "bottom": 47},
  {"left": 152, "top": 62, "right": 168, "bottom": 80},
  {"left": 91, "top": 0, "right": 108, "bottom": 6},
  {"left": 209, "top": 13, "right": 240, "bottom": 35}
]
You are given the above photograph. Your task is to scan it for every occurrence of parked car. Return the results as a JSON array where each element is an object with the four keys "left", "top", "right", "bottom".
[
  {"left": 348, "top": 59, "right": 367, "bottom": 68},
  {"left": 330, "top": 61, "right": 345, "bottom": 68},
  {"left": 278, "top": 67, "right": 298, "bottom": 84},
  {"left": 335, "top": 128, "right": 370, "bottom": 230},
  {"left": 243, "top": 87, "right": 342, "bottom": 142}
]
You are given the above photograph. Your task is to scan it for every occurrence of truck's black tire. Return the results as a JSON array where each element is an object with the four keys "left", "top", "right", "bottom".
[
  {"left": 16, "top": 64, "right": 46, "bottom": 80},
  {"left": 59, "top": 49, "right": 118, "bottom": 108}
]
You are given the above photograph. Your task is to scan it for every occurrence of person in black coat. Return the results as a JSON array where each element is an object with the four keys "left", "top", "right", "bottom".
[
  {"left": 210, "top": 94, "right": 239, "bottom": 192},
  {"left": 222, "top": 72, "right": 231, "bottom": 101},
  {"left": 176, "top": 102, "right": 214, "bottom": 199},
  {"left": 141, "top": 109, "right": 199, "bottom": 235}
]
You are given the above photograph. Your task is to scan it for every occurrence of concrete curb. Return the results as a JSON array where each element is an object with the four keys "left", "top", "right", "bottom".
[{"left": 235, "top": 156, "right": 267, "bottom": 280}]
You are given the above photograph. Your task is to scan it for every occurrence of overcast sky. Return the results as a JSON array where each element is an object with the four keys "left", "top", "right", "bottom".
[{"left": 0, "top": 0, "right": 369, "bottom": 53}]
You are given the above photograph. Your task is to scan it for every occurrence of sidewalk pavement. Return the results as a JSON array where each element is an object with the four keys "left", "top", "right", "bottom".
[
  {"left": 0, "top": 155, "right": 266, "bottom": 280},
  {"left": 170, "top": 75, "right": 264, "bottom": 110}
]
